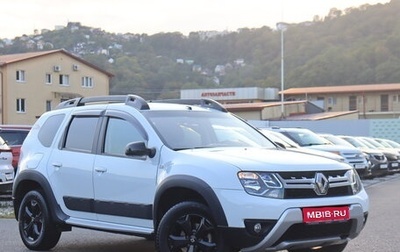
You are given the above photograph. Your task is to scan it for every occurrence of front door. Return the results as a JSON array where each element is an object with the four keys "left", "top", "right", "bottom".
[{"left": 93, "top": 114, "right": 157, "bottom": 230}]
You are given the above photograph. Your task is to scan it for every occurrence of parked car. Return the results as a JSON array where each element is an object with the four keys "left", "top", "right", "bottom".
[
  {"left": 319, "top": 134, "right": 372, "bottom": 178},
  {"left": 374, "top": 138, "right": 400, "bottom": 153},
  {"left": 0, "top": 136, "right": 14, "bottom": 195},
  {"left": 269, "top": 127, "right": 370, "bottom": 178},
  {"left": 260, "top": 129, "right": 345, "bottom": 163},
  {"left": 0, "top": 125, "right": 31, "bottom": 170},
  {"left": 338, "top": 135, "right": 388, "bottom": 177},
  {"left": 357, "top": 136, "right": 400, "bottom": 173},
  {"left": 13, "top": 95, "right": 369, "bottom": 252}
]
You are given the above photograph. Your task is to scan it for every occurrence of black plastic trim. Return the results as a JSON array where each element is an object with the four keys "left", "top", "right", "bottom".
[
  {"left": 63, "top": 196, "right": 153, "bottom": 219},
  {"left": 12, "top": 170, "right": 68, "bottom": 224},
  {"left": 154, "top": 175, "right": 228, "bottom": 227}
]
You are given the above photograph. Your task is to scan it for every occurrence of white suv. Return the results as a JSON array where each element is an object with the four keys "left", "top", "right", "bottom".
[{"left": 13, "top": 95, "right": 369, "bottom": 252}]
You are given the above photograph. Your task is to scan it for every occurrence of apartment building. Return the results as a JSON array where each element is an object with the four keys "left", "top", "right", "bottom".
[
  {"left": 0, "top": 49, "right": 113, "bottom": 124},
  {"left": 282, "top": 84, "right": 400, "bottom": 119}
]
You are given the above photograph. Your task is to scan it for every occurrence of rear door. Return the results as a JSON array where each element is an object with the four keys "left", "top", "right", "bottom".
[{"left": 47, "top": 111, "right": 102, "bottom": 221}]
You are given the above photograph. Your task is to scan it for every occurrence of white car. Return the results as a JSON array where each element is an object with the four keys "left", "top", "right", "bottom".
[
  {"left": 0, "top": 136, "right": 14, "bottom": 195},
  {"left": 259, "top": 129, "right": 345, "bottom": 162},
  {"left": 13, "top": 95, "right": 369, "bottom": 252}
]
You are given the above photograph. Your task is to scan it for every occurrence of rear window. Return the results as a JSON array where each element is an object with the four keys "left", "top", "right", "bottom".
[{"left": 0, "top": 130, "right": 29, "bottom": 146}]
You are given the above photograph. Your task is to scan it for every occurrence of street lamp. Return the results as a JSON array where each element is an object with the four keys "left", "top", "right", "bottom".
[{"left": 276, "top": 22, "right": 287, "bottom": 119}]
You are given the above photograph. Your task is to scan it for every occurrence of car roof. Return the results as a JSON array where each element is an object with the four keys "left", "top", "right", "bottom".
[{"left": 55, "top": 95, "right": 228, "bottom": 113}]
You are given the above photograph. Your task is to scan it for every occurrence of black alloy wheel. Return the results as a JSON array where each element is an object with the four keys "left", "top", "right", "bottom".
[
  {"left": 18, "top": 190, "right": 61, "bottom": 250},
  {"left": 156, "top": 201, "right": 228, "bottom": 252}
]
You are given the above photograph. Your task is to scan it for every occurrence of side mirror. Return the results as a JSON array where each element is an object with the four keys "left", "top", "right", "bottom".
[{"left": 125, "top": 141, "right": 156, "bottom": 158}]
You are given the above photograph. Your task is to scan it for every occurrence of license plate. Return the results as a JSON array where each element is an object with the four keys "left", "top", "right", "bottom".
[
  {"left": 391, "top": 163, "right": 399, "bottom": 167},
  {"left": 302, "top": 206, "right": 350, "bottom": 223},
  {"left": 5, "top": 173, "right": 13, "bottom": 180},
  {"left": 354, "top": 164, "right": 365, "bottom": 168},
  {"left": 380, "top": 164, "right": 388, "bottom": 169}
]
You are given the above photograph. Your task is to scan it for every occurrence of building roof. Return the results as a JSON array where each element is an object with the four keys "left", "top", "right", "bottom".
[
  {"left": 0, "top": 49, "right": 113, "bottom": 77},
  {"left": 224, "top": 100, "right": 308, "bottom": 112},
  {"left": 283, "top": 111, "right": 358, "bottom": 121},
  {"left": 282, "top": 83, "right": 400, "bottom": 95}
]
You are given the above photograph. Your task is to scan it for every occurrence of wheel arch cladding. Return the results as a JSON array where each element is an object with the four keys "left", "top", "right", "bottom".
[
  {"left": 12, "top": 170, "right": 68, "bottom": 223},
  {"left": 153, "top": 175, "right": 228, "bottom": 228}
]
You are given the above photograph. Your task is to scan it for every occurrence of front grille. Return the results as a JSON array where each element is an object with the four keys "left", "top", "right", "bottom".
[
  {"left": 277, "top": 170, "right": 354, "bottom": 199},
  {"left": 373, "top": 154, "right": 385, "bottom": 161}
]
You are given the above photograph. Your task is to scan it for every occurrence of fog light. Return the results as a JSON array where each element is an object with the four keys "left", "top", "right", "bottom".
[{"left": 254, "top": 223, "right": 262, "bottom": 234}]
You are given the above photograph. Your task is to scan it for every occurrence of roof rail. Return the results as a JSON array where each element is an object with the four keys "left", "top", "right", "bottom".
[
  {"left": 151, "top": 98, "right": 227, "bottom": 112},
  {"left": 55, "top": 95, "right": 150, "bottom": 110}
]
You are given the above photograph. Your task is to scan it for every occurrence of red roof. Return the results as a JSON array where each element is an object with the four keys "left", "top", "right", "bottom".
[
  {"left": 0, "top": 49, "right": 113, "bottom": 77},
  {"left": 282, "top": 83, "right": 400, "bottom": 95},
  {"left": 224, "top": 100, "right": 308, "bottom": 112}
]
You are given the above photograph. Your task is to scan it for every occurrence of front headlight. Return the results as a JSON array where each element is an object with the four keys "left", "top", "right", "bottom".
[
  {"left": 346, "top": 169, "right": 363, "bottom": 194},
  {"left": 238, "top": 172, "right": 284, "bottom": 198}
]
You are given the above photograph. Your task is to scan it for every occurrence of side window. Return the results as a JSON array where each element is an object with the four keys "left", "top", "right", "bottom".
[
  {"left": 64, "top": 116, "right": 99, "bottom": 152},
  {"left": 38, "top": 114, "right": 65, "bottom": 147},
  {"left": 104, "top": 117, "right": 145, "bottom": 156}
]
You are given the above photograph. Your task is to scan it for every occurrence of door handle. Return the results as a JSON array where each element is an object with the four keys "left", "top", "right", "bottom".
[
  {"left": 95, "top": 167, "right": 107, "bottom": 173},
  {"left": 52, "top": 162, "right": 62, "bottom": 168}
]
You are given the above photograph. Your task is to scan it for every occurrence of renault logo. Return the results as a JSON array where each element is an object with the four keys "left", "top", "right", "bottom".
[{"left": 314, "top": 173, "right": 329, "bottom": 195}]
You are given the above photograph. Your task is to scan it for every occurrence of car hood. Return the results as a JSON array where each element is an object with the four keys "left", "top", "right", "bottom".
[
  {"left": 179, "top": 147, "right": 349, "bottom": 172},
  {"left": 305, "top": 144, "right": 361, "bottom": 153}
]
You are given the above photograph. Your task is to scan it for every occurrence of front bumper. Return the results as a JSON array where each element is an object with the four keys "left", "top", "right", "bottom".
[
  {"left": 0, "top": 181, "right": 13, "bottom": 194},
  {"left": 220, "top": 204, "right": 367, "bottom": 252}
]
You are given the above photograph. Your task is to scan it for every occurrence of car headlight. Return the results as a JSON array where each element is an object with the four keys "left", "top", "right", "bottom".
[
  {"left": 346, "top": 169, "right": 363, "bottom": 194},
  {"left": 238, "top": 172, "right": 284, "bottom": 198}
]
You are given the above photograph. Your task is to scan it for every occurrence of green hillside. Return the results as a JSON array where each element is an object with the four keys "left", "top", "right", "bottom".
[{"left": 1, "top": 0, "right": 399, "bottom": 100}]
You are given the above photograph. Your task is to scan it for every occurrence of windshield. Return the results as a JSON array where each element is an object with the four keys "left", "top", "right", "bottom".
[
  {"left": 280, "top": 129, "right": 328, "bottom": 147},
  {"left": 260, "top": 129, "right": 299, "bottom": 148},
  {"left": 322, "top": 135, "right": 354, "bottom": 147},
  {"left": 146, "top": 111, "right": 276, "bottom": 150}
]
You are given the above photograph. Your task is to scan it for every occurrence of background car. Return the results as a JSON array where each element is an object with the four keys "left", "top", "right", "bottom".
[
  {"left": 268, "top": 127, "right": 371, "bottom": 178},
  {"left": 259, "top": 129, "right": 345, "bottom": 163},
  {"left": 0, "top": 125, "right": 31, "bottom": 171},
  {"left": 358, "top": 136, "right": 400, "bottom": 173},
  {"left": 0, "top": 136, "right": 14, "bottom": 195},
  {"left": 338, "top": 135, "right": 388, "bottom": 177}
]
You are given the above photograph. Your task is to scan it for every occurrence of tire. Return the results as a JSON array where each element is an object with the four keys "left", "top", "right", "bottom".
[
  {"left": 156, "top": 201, "right": 228, "bottom": 252},
  {"left": 18, "top": 190, "right": 61, "bottom": 251},
  {"left": 288, "top": 242, "right": 348, "bottom": 252}
]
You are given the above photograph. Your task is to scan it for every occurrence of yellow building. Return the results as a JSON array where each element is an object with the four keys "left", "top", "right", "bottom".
[
  {"left": 282, "top": 84, "right": 400, "bottom": 119},
  {"left": 0, "top": 49, "right": 113, "bottom": 124}
]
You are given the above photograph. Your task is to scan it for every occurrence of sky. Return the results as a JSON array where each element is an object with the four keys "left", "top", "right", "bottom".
[{"left": 1, "top": 0, "right": 391, "bottom": 39}]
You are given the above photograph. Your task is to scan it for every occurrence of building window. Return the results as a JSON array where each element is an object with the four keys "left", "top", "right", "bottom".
[
  {"left": 16, "top": 99, "right": 26, "bottom": 113},
  {"left": 349, "top": 96, "right": 357, "bottom": 111},
  {"left": 328, "top": 97, "right": 337, "bottom": 105},
  {"left": 45, "top": 73, "right": 52, "bottom": 84},
  {"left": 16, "top": 70, "right": 26, "bottom": 82},
  {"left": 381, "top": 94, "right": 389, "bottom": 112},
  {"left": 81, "top": 76, "right": 93, "bottom": 88},
  {"left": 59, "top": 74, "right": 69, "bottom": 85},
  {"left": 46, "top": 100, "right": 52, "bottom": 111}
]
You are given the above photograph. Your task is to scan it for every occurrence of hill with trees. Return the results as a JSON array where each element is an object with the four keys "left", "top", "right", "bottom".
[{"left": 1, "top": 0, "right": 399, "bottom": 100}]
